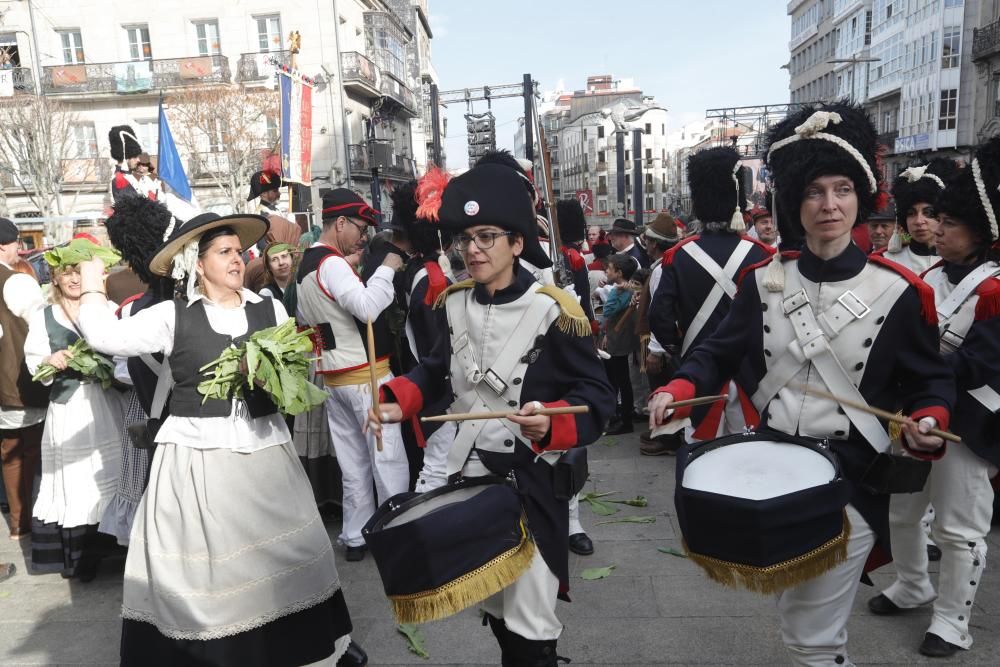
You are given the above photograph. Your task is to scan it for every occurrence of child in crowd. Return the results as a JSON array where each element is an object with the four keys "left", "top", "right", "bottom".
[{"left": 601, "top": 254, "right": 640, "bottom": 434}]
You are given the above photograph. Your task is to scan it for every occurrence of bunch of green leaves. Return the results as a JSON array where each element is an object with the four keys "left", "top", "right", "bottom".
[
  {"left": 44, "top": 239, "right": 121, "bottom": 269},
  {"left": 32, "top": 338, "right": 115, "bottom": 389},
  {"left": 197, "top": 318, "right": 328, "bottom": 416},
  {"left": 397, "top": 624, "right": 429, "bottom": 659},
  {"left": 580, "top": 491, "right": 649, "bottom": 516}
]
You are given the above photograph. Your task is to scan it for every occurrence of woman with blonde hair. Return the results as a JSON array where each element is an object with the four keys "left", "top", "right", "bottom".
[{"left": 24, "top": 238, "right": 122, "bottom": 581}]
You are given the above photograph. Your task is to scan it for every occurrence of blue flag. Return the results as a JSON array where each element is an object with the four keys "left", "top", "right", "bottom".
[{"left": 157, "top": 98, "right": 192, "bottom": 201}]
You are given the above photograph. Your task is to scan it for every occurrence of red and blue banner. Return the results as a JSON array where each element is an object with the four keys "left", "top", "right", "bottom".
[{"left": 279, "top": 71, "right": 313, "bottom": 185}]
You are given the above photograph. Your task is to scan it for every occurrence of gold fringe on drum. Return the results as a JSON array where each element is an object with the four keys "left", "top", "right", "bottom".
[
  {"left": 388, "top": 520, "right": 536, "bottom": 624},
  {"left": 683, "top": 511, "right": 852, "bottom": 595}
]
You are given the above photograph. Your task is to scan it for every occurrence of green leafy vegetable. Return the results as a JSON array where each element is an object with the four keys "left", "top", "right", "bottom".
[
  {"left": 609, "top": 495, "right": 648, "bottom": 507},
  {"left": 581, "top": 565, "right": 616, "bottom": 580},
  {"left": 657, "top": 547, "right": 687, "bottom": 558},
  {"left": 197, "top": 318, "right": 327, "bottom": 416},
  {"left": 595, "top": 515, "right": 656, "bottom": 526},
  {"left": 397, "top": 623, "right": 430, "bottom": 659},
  {"left": 44, "top": 239, "right": 121, "bottom": 269},
  {"left": 32, "top": 338, "right": 115, "bottom": 389},
  {"left": 580, "top": 491, "right": 620, "bottom": 516}
]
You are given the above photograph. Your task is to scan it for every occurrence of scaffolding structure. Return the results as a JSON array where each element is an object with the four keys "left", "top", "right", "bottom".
[{"left": 704, "top": 103, "right": 813, "bottom": 158}]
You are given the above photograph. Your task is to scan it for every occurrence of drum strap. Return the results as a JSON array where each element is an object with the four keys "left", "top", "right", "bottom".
[
  {"left": 681, "top": 240, "right": 754, "bottom": 355},
  {"left": 445, "top": 289, "right": 557, "bottom": 475},
  {"left": 752, "top": 265, "right": 908, "bottom": 453}
]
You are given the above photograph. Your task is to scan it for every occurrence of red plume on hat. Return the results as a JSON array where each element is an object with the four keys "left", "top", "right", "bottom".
[{"left": 415, "top": 166, "right": 451, "bottom": 223}]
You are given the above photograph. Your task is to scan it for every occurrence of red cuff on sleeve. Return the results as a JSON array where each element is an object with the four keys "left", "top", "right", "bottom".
[
  {"left": 653, "top": 379, "right": 696, "bottom": 419},
  {"left": 380, "top": 376, "right": 424, "bottom": 420},
  {"left": 531, "top": 400, "right": 577, "bottom": 454},
  {"left": 901, "top": 406, "right": 951, "bottom": 461}
]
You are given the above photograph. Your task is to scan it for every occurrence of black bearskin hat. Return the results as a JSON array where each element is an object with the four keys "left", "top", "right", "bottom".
[
  {"left": 109, "top": 125, "right": 142, "bottom": 162},
  {"left": 105, "top": 195, "right": 174, "bottom": 285},
  {"left": 937, "top": 136, "right": 1000, "bottom": 245},
  {"left": 475, "top": 149, "right": 539, "bottom": 206},
  {"left": 687, "top": 147, "right": 747, "bottom": 227},
  {"left": 892, "top": 157, "right": 960, "bottom": 231},
  {"left": 390, "top": 180, "right": 452, "bottom": 255},
  {"left": 556, "top": 198, "right": 586, "bottom": 244},
  {"left": 764, "top": 102, "right": 881, "bottom": 244}
]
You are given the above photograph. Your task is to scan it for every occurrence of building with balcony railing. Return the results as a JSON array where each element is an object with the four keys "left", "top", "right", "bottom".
[
  {"left": 971, "top": 5, "right": 1000, "bottom": 143},
  {"left": 0, "top": 0, "right": 438, "bottom": 230}
]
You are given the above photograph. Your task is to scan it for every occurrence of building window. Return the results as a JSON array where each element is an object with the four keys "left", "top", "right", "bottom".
[
  {"left": 256, "top": 14, "right": 282, "bottom": 52},
  {"left": 662, "top": 195, "right": 669, "bottom": 209},
  {"left": 992, "top": 76, "right": 1000, "bottom": 118},
  {"left": 134, "top": 120, "right": 158, "bottom": 154},
  {"left": 0, "top": 33, "right": 21, "bottom": 67},
  {"left": 661, "top": 123, "right": 665, "bottom": 135},
  {"left": 941, "top": 27, "right": 961, "bottom": 69},
  {"left": 583, "top": 128, "right": 588, "bottom": 140},
  {"left": 626, "top": 197, "right": 631, "bottom": 211},
  {"left": 939, "top": 89, "right": 957, "bottom": 130},
  {"left": 644, "top": 123, "right": 651, "bottom": 134},
  {"left": 645, "top": 148, "right": 652, "bottom": 160},
  {"left": 59, "top": 30, "right": 85, "bottom": 64},
  {"left": 625, "top": 174, "right": 630, "bottom": 189},
  {"left": 646, "top": 196, "right": 654, "bottom": 210},
  {"left": 69, "top": 123, "right": 97, "bottom": 158},
  {"left": 625, "top": 150, "right": 630, "bottom": 161},
  {"left": 599, "top": 199, "right": 608, "bottom": 214},
  {"left": 943, "top": 0, "right": 963, "bottom": 6},
  {"left": 194, "top": 20, "right": 221, "bottom": 56},
  {"left": 125, "top": 25, "right": 152, "bottom": 61},
  {"left": 598, "top": 150, "right": 605, "bottom": 163},
  {"left": 598, "top": 126, "right": 604, "bottom": 139}
]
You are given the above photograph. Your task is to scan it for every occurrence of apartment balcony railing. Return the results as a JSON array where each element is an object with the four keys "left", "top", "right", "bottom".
[
  {"left": 6, "top": 68, "right": 35, "bottom": 94},
  {"left": 187, "top": 151, "right": 231, "bottom": 179},
  {"left": 379, "top": 72, "right": 417, "bottom": 117},
  {"left": 349, "top": 144, "right": 369, "bottom": 172},
  {"left": 383, "top": 154, "right": 416, "bottom": 180},
  {"left": 341, "top": 51, "right": 380, "bottom": 99},
  {"left": 370, "top": 47, "right": 407, "bottom": 83},
  {"left": 596, "top": 161, "right": 607, "bottom": 171},
  {"left": 877, "top": 130, "right": 899, "bottom": 149},
  {"left": 42, "top": 55, "right": 230, "bottom": 95},
  {"left": 236, "top": 51, "right": 290, "bottom": 83},
  {"left": 549, "top": 154, "right": 559, "bottom": 164},
  {"left": 597, "top": 185, "right": 608, "bottom": 196},
  {"left": 973, "top": 20, "right": 1000, "bottom": 61}
]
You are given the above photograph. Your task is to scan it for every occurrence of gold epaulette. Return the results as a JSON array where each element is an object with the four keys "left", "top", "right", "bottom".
[
  {"left": 536, "top": 285, "right": 592, "bottom": 337},
  {"left": 432, "top": 279, "right": 475, "bottom": 309}
]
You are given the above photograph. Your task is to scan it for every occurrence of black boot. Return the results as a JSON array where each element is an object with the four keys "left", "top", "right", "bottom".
[{"left": 502, "top": 626, "right": 568, "bottom": 667}]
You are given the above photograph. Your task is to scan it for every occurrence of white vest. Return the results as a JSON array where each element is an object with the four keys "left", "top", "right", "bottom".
[{"left": 296, "top": 251, "right": 371, "bottom": 375}]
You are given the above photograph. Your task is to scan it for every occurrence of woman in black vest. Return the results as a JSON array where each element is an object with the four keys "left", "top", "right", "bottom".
[
  {"left": 24, "top": 238, "right": 122, "bottom": 581},
  {"left": 74, "top": 213, "right": 364, "bottom": 667}
]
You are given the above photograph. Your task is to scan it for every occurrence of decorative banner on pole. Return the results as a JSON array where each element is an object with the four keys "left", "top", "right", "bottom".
[
  {"left": 575, "top": 189, "right": 594, "bottom": 215},
  {"left": 279, "top": 70, "right": 313, "bottom": 185}
]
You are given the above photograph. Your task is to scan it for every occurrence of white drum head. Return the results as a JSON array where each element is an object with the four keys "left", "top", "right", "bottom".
[{"left": 682, "top": 440, "right": 835, "bottom": 501}]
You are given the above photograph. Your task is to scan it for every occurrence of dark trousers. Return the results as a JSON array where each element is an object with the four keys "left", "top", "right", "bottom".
[
  {"left": 603, "top": 355, "right": 634, "bottom": 423},
  {"left": 1, "top": 421, "right": 44, "bottom": 535}
]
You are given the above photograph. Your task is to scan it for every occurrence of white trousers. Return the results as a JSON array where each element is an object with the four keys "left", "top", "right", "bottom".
[
  {"left": 568, "top": 493, "right": 583, "bottom": 536},
  {"left": 324, "top": 377, "right": 409, "bottom": 547},
  {"left": 481, "top": 548, "right": 562, "bottom": 641},
  {"left": 882, "top": 442, "right": 996, "bottom": 648},
  {"left": 778, "top": 505, "right": 876, "bottom": 667},
  {"left": 415, "top": 421, "right": 455, "bottom": 492}
]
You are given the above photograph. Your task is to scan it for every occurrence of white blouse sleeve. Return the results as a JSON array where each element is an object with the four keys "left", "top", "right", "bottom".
[
  {"left": 78, "top": 299, "right": 176, "bottom": 358},
  {"left": 268, "top": 295, "right": 291, "bottom": 325},
  {"left": 318, "top": 256, "right": 395, "bottom": 323},
  {"left": 23, "top": 308, "right": 53, "bottom": 378}
]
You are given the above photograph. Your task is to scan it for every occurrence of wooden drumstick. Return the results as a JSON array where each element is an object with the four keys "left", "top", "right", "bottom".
[
  {"left": 660, "top": 394, "right": 728, "bottom": 410},
  {"left": 367, "top": 319, "right": 383, "bottom": 452},
  {"left": 800, "top": 385, "right": 961, "bottom": 443},
  {"left": 421, "top": 405, "right": 590, "bottom": 423}
]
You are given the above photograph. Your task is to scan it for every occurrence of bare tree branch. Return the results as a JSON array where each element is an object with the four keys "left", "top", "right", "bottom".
[{"left": 167, "top": 85, "right": 279, "bottom": 213}]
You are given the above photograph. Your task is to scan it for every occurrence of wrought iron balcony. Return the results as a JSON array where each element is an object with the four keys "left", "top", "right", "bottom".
[
  {"left": 877, "top": 129, "right": 899, "bottom": 149},
  {"left": 41, "top": 55, "right": 230, "bottom": 95},
  {"left": 236, "top": 51, "right": 290, "bottom": 83},
  {"left": 973, "top": 20, "right": 1000, "bottom": 61},
  {"left": 383, "top": 154, "right": 416, "bottom": 180},
  {"left": 379, "top": 72, "right": 417, "bottom": 117},
  {"left": 597, "top": 185, "right": 608, "bottom": 196},
  {"left": 341, "top": 52, "right": 379, "bottom": 99},
  {"left": 7, "top": 68, "right": 35, "bottom": 94}
]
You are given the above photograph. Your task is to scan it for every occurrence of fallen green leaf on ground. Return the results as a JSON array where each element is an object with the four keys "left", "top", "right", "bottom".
[
  {"left": 596, "top": 515, "right": 656, "bottom": 526},
  {"left": 609, "top": 495, "right": 648, "bottom": 507},
  {"left": 601, "top": 437, "right": 619, "bottom": 446},
  {"left": 579, "top": 491, "right": 620, "bottom": 516},
  {"left": 658, "top": 547, "right": 687, "bottom": 558},
  {"left": 397, "top": 623, "right": 430, "bottom": 659},
  {"left": 580, "top": 565, "right": 616, "bottom": 580}
]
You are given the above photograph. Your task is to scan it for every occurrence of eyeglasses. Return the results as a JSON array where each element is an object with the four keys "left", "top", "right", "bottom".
[
  {"left": 345, "top": 219, "right": 370, "bottom": 236},
  {"left": 455, "top": 230, "right": 513, "bottom": 251}
]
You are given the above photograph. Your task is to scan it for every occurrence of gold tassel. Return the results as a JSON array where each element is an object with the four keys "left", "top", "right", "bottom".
[
  {"left": 639, "top": 334, "right": 651, "bottom": 373},
  {"left": 388, "top": 522, "right": 536, "bottom": 624},
  {"left": 433, "top": 279, "right": 475, "bottom": 309},
  {"left": 888, "top": 411, "right": 904, "bottom": 442},
  {"left": 684, "top": 512, "right": 852, "bottom": 595},
  {"left": 537, "top": 285, "right": 592, "bottom": 337}
]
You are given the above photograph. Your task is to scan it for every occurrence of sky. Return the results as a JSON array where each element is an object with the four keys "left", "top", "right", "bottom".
[{"left": 429, "top": 0, "right": 792, "bottom": 166}]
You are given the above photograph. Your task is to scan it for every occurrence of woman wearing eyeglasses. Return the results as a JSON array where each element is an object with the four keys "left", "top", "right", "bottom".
[{"left": 371, "top": 163, "right": 614, "bottom": 666}]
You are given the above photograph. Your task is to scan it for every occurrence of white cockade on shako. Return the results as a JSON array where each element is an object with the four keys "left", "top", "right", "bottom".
[{"left": 794, "top": 111, "right": 843, "bottom": 138}]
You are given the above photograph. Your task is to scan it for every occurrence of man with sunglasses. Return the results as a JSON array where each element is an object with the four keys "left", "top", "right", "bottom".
[
  {"left": 371, "top": 164, "right": 614, "bottom": 665},
  {"left": 294, "top": 188, "right": 408, "bottom": 562}
]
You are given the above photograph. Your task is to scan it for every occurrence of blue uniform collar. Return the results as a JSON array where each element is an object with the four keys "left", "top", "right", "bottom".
[
  {"left": 473, "top": 262, "right": 534, "bottom": 305},
  {"left": 797, "top": 242, "right": 867, "bottom": 283}
]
